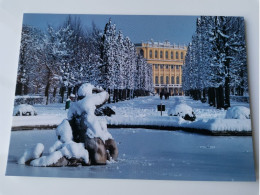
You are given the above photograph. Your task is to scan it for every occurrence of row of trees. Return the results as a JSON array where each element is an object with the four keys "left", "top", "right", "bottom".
[
  {"left": 16, "top": 16, "right": 153, "bottom": 104},
  {"left": 182, "top": 16, "right": 248, "bottom": 109}
]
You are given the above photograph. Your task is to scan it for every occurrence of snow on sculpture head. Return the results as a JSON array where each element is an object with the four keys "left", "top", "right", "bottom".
[
  {"left": 78, "top": 83, "right": 94, "bottom": 97},
  {"left": 68, "top": 83, "right": 109, "bottom": 121}
]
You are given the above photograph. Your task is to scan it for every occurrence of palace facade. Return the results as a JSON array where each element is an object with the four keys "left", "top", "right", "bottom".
[{"left": 135, "top": 41, "right": 187, "bottom": 95}]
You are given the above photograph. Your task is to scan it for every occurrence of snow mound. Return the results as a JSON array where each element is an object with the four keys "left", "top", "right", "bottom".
[
  {"left": 225, "top": 106, "right": 250, "bottom": 119},
  {"left": 14, "top": 104, "right": 37, "bottom": 116},
  {"left": 168, "top": 104, "right": 193, "bottom": 117},
  {"left": 56, "top": 119, "right": 73, "bottom": 143},
  {"left": 18, "top": 143, "right": 44, "bottom": 164},
  {"left": 30, "top": 142, "right": 89, "bottom": 167},
  {"left": 168, "top": 103, "right": 196, "bottom": 121},
  {"left": 78, "top": 83, "right": 95, "bottom": 97}
]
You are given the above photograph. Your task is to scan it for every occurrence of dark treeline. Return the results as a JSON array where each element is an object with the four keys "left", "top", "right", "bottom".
[
  {"left": 16, "top": 16, "right": 153, "bottom": 104},
  {"left": 182, "top": 16, "right": 248, "bottom": 109}
]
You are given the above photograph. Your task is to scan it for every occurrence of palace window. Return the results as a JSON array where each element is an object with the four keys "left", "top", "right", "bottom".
[
  {"left": 166, "top": 51, "right": 168, "bottom": 59},
  {"left": 176, "top": 65, "right": 179, "bottom": 70},
  {"left": 171, "top": 51, "right": 173, "bottom": 59},
  {"left": 181, "top": 52, "right": 184, "bottom": 59},
  {"left": 160, "top": 64, "right": 164, "bottom": 69},
  {"left": 166, "top": 65, "right": 169, "bottom": 69},
  {"left": 155, "top": 50, "right": 158, "bottom": 58},
  {"left": 171, "top": 65, "right": 174, "bottom": 69},
  {"left": 176, "top": 76, "right": 179, "bottom": 84},
  {"left": 171, "top": 76, "right": 175, "bottom": 84},
  {"left": 155, "top": 64, "right": 158, "bottom": 69},
  {"left": 160, "top": 76, "right": 164, "bottom": 84},
  {"left": 176, "top": 52, "right": 179, "bottom": 59},
  {"left": 166, "top": 76, "right": 169, "bottom": 84},
  {"left": 160, "top": 51, "right": 163, "bottom": 58},
  {"left": 149, "top": 50, "right": 153, "bottom": 58},
  {"left": 155, "top": 76, "right": 159, "bottom": 84}
]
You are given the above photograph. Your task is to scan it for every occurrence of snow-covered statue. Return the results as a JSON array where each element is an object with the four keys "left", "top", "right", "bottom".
[{"left": 18, "top": 83, "right": 118, "bottom": 167}]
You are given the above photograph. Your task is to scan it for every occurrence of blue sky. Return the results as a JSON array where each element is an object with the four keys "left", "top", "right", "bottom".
[{"left": 23, "top": 13, "right": 198, "bottom": 45}]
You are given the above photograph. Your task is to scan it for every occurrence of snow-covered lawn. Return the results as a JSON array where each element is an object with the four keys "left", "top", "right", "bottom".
[
  {"left": 6, "top": 129, "right": 255, "bottom": 181},
  {"left": 11, "top": 96, "right": 252, "bottom": 133}
]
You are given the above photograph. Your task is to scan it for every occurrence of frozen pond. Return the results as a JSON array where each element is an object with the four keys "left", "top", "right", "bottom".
[{"left": 6, "top": 128, "right": 255, "bottom": 181}]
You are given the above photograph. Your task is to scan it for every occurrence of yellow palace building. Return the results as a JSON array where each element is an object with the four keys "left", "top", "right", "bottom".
[{"left": 135, "top": 41, "right": 187, "bottom": 96}]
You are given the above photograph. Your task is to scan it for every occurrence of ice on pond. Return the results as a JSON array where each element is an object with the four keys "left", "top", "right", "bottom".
[{"left": 6, "top": 129, "right": 256, "bottom": 181}]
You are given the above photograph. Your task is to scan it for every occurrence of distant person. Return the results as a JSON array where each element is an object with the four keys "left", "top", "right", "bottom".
[
  {"left": 160, "top": 92, "right": 163, "bottom": 100},
  {"left": 165, "top": 92, "right": 169, "bottom": 100}
]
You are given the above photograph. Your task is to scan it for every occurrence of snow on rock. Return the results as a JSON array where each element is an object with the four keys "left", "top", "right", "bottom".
[
  {"left": 168, "top": 103, "right": 193, "bottom": 117},
  {"left": 168, "top": 103, "right": 196, "bottom": 121},
  {"left": 18, "top": 143, "right": 44, "bottom": 165},
  {"left": 30, "top": 151, "right": 64, "bottom": 167},
  {"left": 60, "top": 142, "right": 89, "bottom": 164},
  {"left": 225, "top": 106, "right": 250, "bottom": 119},
  {"left": 14, "top": 104, "right": 37, "bottom": 116},
  {"left": 56, "top": 119, "right": 73, "bottom": 143},
  {"left": 31, "top": 142, "right": 89, "bottom": 167}
]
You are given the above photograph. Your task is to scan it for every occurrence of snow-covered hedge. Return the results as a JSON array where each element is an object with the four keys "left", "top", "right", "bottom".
[
  {"left": 168, "top": 103, "right": 196, "bottom": 121},
  {"left": 13, "top": 104, "right": 37, "bottom": 116},
  {"left": 225, "top": 106, "right": 250, "bottom": 119},
  {"left": 230, "top": 95, "right": 249, "bottom": 103},
  {"left": 14, "top": 95, "right": 46, "bottom": 106}
]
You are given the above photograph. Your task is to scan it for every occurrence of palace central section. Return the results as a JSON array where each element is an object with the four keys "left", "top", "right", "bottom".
[{"left": 136, "top": 41, "right": 187, "bottom": 96}]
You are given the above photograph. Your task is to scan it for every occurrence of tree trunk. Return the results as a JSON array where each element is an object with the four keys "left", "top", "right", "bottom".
[
  {"left": 60, "top": 86, "right": 65, "bottom": 103},
  {"left": 203, "top": 89, "right": 206, "bottom": 99},
  {"left": 45, "top": 81, "right": 50, "bottom": 105},
  {"left": 216, "top": 85, "right": 224, "bottom": 109},
  {"left": 53, "top": 87, "right": 57, "bottom": 103},
  {"left": 119, "top": 89, "right": 122, "bottom": 101},
  {"left": 113, "top": 89, "right": 116, "bottom": 103},
  {"left": 224, "top": 76, "right": 230, "bottom": 109},
  {"left": 208, "top": 87, "right": 216, "bottom": 107},
  {"left": 108, "top": 88, "right": 111, "bottom": 103},
  {"left": 15, "top": 82, "right": 23, "bottom": 95}
]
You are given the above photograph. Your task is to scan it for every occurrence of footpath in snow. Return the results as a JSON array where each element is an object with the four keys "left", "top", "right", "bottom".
[{"left": 11, "top": 96, "right": 252, "bottom": 135}]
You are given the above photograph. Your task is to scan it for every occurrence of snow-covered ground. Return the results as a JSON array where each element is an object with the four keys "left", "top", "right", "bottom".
[
  {"left": 11, "top": 96, "right": 252, "bottom": 133},
  {"left": 6, "top": 129, "right": 255, "bottom": 181}
]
